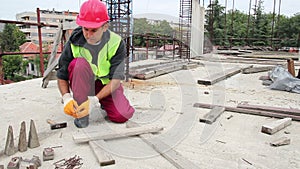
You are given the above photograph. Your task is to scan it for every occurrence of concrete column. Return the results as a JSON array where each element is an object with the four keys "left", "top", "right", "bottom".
[{"left": 190, "top": 0, "right": 205, "bottom": 58}]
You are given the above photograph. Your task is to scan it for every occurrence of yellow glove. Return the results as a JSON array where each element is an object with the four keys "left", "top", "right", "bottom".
[
  {"left": 76, "top": 96, "right": 100, "bottom": 119},
  {"left": 62, "top": 93, "right": 78, "bottom": 118}
]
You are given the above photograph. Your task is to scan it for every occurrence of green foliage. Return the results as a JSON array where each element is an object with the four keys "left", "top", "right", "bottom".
[
  {"left": 22, "top": 59, "right": 29, "bottom": 74},
  {"left": 133, "top": 18, "right": 153, "bottom": 34},
  {"left": 205, "top": 0, "right": 300, "bottom": 48},
  {"left": 3, "top": 55, "right": 23, "bottom": 80},
  {"left": 275, "top": 14, "right": 300, "bottom": 47},
  {"left": 133, "top": 18, "right": 174, "bottom": 47},
  {"left": 133, "top": 36, "right": 145, "bottom": 47},
  {"left": 154, "top": 20, "right": 173, "bottom": 36},
  {"left": 133, "top": 18, "right": 174, "bottom": 35},
  {"left": 0, "top": 24, "right": 26, "bottom": 52}
]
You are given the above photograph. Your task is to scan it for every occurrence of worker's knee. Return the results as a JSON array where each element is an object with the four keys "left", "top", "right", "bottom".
[
  {"left": 109, "top": 115, "right": 129, "bottom": 123},
  {"left": 107, "top": 108, "right": 134, "bottom": 123}
]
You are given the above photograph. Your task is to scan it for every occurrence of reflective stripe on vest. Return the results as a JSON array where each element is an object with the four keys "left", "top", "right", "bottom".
[{"left": 71, "top": 31, "right": 122, "bottom": 84}]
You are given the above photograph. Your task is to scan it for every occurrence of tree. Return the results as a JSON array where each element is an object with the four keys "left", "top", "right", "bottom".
[
  {"left": 2, "top": 55, "right": 23, "bottom": 80},
  {"left": 276, "top": 14, "right": 300, "bottom": 47},
  {"left": 153, "top": 20, "right": 174, "bottom": 36},
  {"left": 0, "top": 24, "right": 26, "bottom": 52},
  {"left": 227, "top": 10, "right": 249, "bottom": 46},
  {"left": 205, "top": 0, "right": 226, "bottom": 45},
  {"left": 133, "top": 18, "right": 174, "bottom": 47},
  {"left": 133, "top": 18, "right": 153, "bottom": 34},
  {"left": 133, "top": 18, "right": 152, "bottom": 47}
]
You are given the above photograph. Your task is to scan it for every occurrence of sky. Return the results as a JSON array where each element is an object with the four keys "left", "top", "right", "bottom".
[{"left": 0, "top": 0, "right": 298, "bottom": 20}]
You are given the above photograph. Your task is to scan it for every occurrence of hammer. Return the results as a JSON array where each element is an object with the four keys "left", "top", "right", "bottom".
[{"left": 47, "top": 119, "right": 67, "bottom": 130}]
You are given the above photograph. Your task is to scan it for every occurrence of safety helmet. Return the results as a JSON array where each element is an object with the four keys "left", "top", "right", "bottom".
[{"left": 76, "top": 0, "right": 110, "bottom": 28}]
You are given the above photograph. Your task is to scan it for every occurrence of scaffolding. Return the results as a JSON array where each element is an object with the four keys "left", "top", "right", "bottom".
[
  {"left": 103, "top": 0, "right": 132, "bottom": 81},
  {"left": 179, "top": 0, "right": 192, "bottom": 60}
]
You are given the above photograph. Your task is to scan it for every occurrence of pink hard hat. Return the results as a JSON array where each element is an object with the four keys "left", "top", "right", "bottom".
[{"left": 76, "top": 0, "right": 110, "bottom": 28}]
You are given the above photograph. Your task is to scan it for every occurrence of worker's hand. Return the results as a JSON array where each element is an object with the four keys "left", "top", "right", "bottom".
[
  {"left": 62, "top": 93, "right": 79, "bottom": 118},
  {"left": 76, "top": 96, "right": 100, "bottom": 119}
]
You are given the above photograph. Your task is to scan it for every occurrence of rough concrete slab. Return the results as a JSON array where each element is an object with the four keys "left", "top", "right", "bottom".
[{"left": 0, "top": 60, "right": 299, "bottom": 168}]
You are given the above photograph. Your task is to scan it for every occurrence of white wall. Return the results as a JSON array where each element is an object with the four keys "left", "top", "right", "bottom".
[{"left": 190, "top": 0, "right": 205, "bottom": 57}]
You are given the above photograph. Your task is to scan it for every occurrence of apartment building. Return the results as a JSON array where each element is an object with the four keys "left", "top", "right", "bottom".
[{"left": 16, "top": 9, "right": 78, "bottom": 44}]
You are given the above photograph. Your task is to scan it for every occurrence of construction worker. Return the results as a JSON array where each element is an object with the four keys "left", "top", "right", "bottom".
[{"left": 56, "top": 0, "right": 135, "bottom": 128}]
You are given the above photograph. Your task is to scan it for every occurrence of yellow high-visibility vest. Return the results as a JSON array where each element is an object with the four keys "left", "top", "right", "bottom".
[{"left": 71, "top": 31, "right": 122, "bottom": 84}]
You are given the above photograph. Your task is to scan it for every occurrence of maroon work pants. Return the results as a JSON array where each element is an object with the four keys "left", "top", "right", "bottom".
[{"left": 68, "top": 58, "right": 134, "bottom": 123}]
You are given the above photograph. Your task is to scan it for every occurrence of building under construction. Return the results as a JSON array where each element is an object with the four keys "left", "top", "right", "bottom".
[{"left": 0, "top": 0, "right": 300, "bottom": 169}]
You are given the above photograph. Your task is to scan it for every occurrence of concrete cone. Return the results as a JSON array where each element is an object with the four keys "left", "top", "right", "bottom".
[
  {"left": 28, "top": 119, "right": 40, "bottom": 148},
  {"left": 18, "top": 121, "right": 27, "bottom": 152},
  {"left": 4, "top": 125, "right": 16, "bottom": 156}
]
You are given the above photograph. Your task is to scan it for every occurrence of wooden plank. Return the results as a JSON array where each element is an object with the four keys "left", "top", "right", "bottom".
[
  {"left": 41, "top": 59, "right": 58, "bottom": 88},
  {"left": 73, "top": 125, "right": 164, "bottom": 143},
  {"left": 242, "top": 66, "right": 274, "bottom": 74},
  {"left": 126, "top": 121, "right": 200, "bottom": 169},
  {"left": 193, "top": 103, "right": 300, "bottom": 121},
  {"left": 42, "top": 23, "right": 63, "bottom": 88},
  {"left": 197, "top": 66, "right": 247, "bottom": 85},
  {"left": 142, "top": 136, "right": 200, "bottom": 169},
  {"left": 89, "top": 140, "right": 115, "bottom": 166},
  {"left": 130, "top": 61, "right": 185, "bottom": 80},
  {"left": 237, "top": 103, "right": 300, "bottom": 116},
  {"left": 199, "top": 106, "right": 225, "bottom": 124},
  {"left": 182, "top": 62, "right": 199, "bottom": 70},
  {"left": 270, "top": 137, "right": 291, "bottom": 147},
  {"left": 192, "top": 56, "right": 294, "bottom": 66},
  {"left": 259, "top": 75, "right": 271, "bottom": 80},
  {"left": 287, "top": 58, "right": 295, "bottom": 77},
  {"left": 130, "top": 60, "right": 178, "bottom": 70},
  {"left": 130, "top": 60, "right": 182, "bottom": 73},
  {"left": 261, "top": 118, "right": 292, "bottom": 135},
  {"left": 142, "top": 64, "right": 183, "bottom": 79}
]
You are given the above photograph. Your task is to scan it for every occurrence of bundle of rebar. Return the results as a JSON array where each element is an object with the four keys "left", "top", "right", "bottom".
[{"left": 53, "top": 155, "right": 83, "bottom": 169}]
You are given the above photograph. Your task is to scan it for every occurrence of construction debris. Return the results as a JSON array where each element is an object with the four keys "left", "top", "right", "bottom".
[
  {"left": 53, "top": 155, "right": 83, "bottom": 169},
  {"left": 43, "top": 146, "right": 63, "bottom": 161},
  {"left": 7, "top": 157, "right": 21, "bottom": 169},
  {"left": 287, "top": 58, "right": 295, "bottom": 77},
  {"left": 237, "top": 103, "right": 300, "bottom": 116},
  {"left": 241, "top": 158, "right": 253, "bottom": 166},
  {"left": 242, "top": 66, "right": 274, "bottom": 74},
  {"left": 28, "top": 119, "right": 40, "bottom": 148},
  {"left": 20, "top": 156, "right": 41, "bottom": 169},
  {"left": 89, "top": 140, "right": 115, "bottom": 166},
  {"left": 4, "top": 125, "right": 16, "bottom": 156},
  {"left": 73, "top": 125, "right": 164, "bottom": 143},
  {"left": 129, "top": 60, "right": 195, "bottom": 80},
  {"left": 193, "top": 103, "right": 300, "bottom": 121},
  {"left": 199, "top": 106, "right": 225, "bottom": 124},
  {"left": 269, "top": 65, "right": 300, "bottom": 94},
  {"left": 259, "top": 75, "right": 271, "bottom": 81},
  {"left": 270, "top": 137, "right": 291, "bottom": 147},
  {"left": 43, "top": 147, "right": 54, "bottom": 161},
  {"left": 18, "top": 121, "right": 27, "bottom": 152},
  {"left": 193, "top": 55, "right": 291, "bottom": 65},
  {"left": 262, "top": 79, "right": 273, "bottom": 86},
  {"left": 197, "top": 66, "right": 252, "bottom": 85},
  {"left": 261, "top": 118, "right": 292, "bottom": 135}
]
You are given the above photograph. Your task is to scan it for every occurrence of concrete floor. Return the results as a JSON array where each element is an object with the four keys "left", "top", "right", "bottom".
[{"left": 0, "top": 58, "right": 299, "bottom": 169}]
